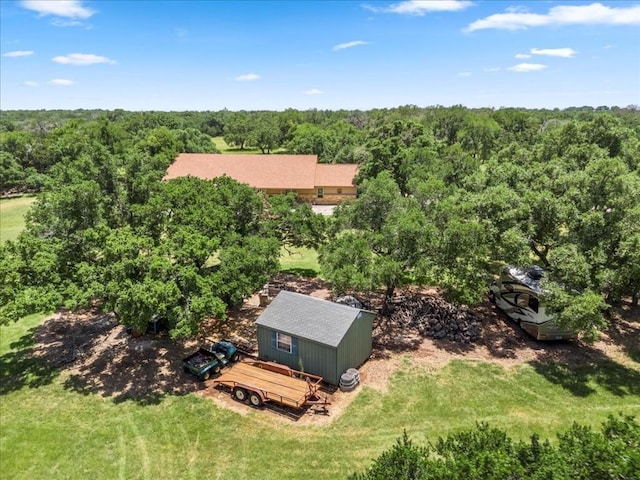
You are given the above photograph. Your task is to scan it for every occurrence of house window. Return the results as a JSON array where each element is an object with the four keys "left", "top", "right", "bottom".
[
  {"left": 337, "top": 188, "right": 342, "bottom": 194},
  {"left": 317, "top": 187, "right": 324, "bottom": 199},
  {"left": 276, "top": 332, "right": 292, "bottom": 353}
]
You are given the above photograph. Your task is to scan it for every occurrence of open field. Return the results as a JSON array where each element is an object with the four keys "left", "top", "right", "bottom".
[
  {"left": 0, "top": 196, "right": 36, "bottom": 244},
  {"left": 1, "top": 287, "right": 638, "bottom": 480}
]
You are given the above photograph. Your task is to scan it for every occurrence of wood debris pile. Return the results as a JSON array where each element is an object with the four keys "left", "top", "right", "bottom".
[{"left": 387, "top": 295, "right": 482, "bottom": 343}]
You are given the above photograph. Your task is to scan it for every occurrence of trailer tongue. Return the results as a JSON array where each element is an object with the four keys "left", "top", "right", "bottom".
[{"left": 212, "top": 360, "right": 330, "bottom": 410}]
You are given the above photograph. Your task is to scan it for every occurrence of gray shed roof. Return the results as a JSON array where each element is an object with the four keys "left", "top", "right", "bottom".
[{"left": 255, "top": 290, "right": 372, "bottom": 348}]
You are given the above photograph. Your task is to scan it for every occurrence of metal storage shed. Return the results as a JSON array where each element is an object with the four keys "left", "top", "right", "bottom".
[{"left": 255, "top": 290, "right": 375, "bottom": 385}]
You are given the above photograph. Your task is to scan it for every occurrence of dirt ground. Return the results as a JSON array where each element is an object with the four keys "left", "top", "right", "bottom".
[{"left": 28, "top": 275, "right": 640, "bottom": 423}]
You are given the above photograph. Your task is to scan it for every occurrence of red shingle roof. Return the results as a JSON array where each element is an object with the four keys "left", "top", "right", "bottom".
[
  {"left": 164, "top": 154, "right": 358, "bottom": 189},
  {"left": 315, "top": 163, "right": 359, "bottom": 187}
]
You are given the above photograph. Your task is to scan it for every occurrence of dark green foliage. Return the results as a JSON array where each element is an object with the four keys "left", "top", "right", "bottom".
[
  {"left": 2, "top": 106, "right": 639, "bottom": 341},
  {"left": 350, "top": 415, "right": 639, "bottom": 480},
  {"left": 265, "top": 193, "right": 328, "bottom": 250},
  {"left": 349, "top": 432, "right": 430, "bottom": 480}
]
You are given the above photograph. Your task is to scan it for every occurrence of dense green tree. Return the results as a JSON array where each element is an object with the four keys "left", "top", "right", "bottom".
[
  {"left": 223, "top": 112, "right": 253, "bottom": 149},
  {"left": 0, "top": 152, "right": 27, "bottom": 190},
  {"left": 248, "top": 113, "right": 281, "bottom": 154},
  {"left": 350, "top": 415, "right": 639, "bottom": 480},
  {"left": 265, "top": 193, "right": 328, "bottom": 250},
  {"left": 322, "top": 172, "right": 436, "bottom": 309}
]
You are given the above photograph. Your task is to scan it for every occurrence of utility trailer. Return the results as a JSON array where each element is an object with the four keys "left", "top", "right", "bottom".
[{"left": 212, "top": 360, "right": 330, "bottom": 410}]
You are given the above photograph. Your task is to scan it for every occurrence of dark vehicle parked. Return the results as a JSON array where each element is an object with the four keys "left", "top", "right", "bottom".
[{"left": 182, "top": 341, "right": 240, "bottom": 381}]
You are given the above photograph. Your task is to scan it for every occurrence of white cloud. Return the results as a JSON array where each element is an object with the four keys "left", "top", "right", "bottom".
[
  {"left": 531, "top": 48, "right": 577, "bottom": 58},
  {"left": 235, "top": 73, "right": 260, "bottom": 81},
  {"left": 365, "top": 0, "right": 473, "bottom": 15},
  {"left": 515, "top": 53, "right": 531, "bottom": 59},
  {"left": 304, "top": 89, "right": 324, "bottom": 95},
  {"left": 52, "top": 53, "right": 116, "bottom": 65},
  {"left": 466, "top": 3, "right": 640, "bottom": 31},
  {"left": 3, "top": 50, "right": 35, "bottom": 57},
  {"left": 508, "top": 63, "right": 548, "bottom": 72},
  {"left": 22, "top": 0, "right": 95, "bottom": 19},
  {"left": 49, "top": 78, "right": 75, "bottom": 86},
  {"left": 458, "top": 72, "right": 472, "bottom": 77},
  {"left": 24, "top": 81, "right": 39, "bottom": 87},
  {"left": 333, "top": 40, "right": 369, "bottom": 51}
]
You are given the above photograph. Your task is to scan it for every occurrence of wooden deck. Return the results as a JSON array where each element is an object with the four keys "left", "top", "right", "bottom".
[{"left": 213, "top": 361, "right": 320, "bottom": 409}]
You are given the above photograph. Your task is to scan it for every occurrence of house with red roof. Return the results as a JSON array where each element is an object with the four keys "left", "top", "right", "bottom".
[{"left": 165, "top": 154, "right": 359, "bottom": 204}]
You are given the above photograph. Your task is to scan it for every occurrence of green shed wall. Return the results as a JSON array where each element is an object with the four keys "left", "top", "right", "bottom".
[
  {"left": 336, "top": 311, "right": 374, "bottom": 381},
  {"left": 256, "top": 310, "right": 374, "bottom": 386},
  {"left": 257, "top": 325, "right": 339, "bottom": 384}
]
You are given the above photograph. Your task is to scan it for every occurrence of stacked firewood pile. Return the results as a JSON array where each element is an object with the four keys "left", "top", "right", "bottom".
[{"left": 386, "top": 295, "right": 482, "bottom": 343}]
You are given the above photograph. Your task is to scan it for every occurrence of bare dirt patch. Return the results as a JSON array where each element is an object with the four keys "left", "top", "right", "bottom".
[{"left": 26, "top": 276, "right": 639, "bottom": 419}]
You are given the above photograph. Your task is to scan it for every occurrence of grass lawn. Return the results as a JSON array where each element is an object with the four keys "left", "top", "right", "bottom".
[
  {"left": 1, "top": 314, "right": 638, "bottom": 479},
  {"left": 0, "top": 196, "right": 36, "bottom": 244},
  {"left": 279, "top": 246, "right": 320, "bottom": 277},
  {"left": 213, "top": 136, "right": 287, "bottom": 155},
  {"left": 213, "top": 136, "right": 263, "bottom": 154}
]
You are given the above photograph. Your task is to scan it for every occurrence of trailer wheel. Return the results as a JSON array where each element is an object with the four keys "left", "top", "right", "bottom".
[
  {"left": 202, "top": 371, "right": 211, "bottom": 381},
  {"left": 213, "top": 364, "right": 221, "bottom": 375},
  {"left": 233, "top": 387, "right": 247, "bottom": 402},
  {"left": 231, "top": 353, "right": 240, "bottom": 362},
  {"left": 249, "top": 391, "right": 263, "bottom": 407}
]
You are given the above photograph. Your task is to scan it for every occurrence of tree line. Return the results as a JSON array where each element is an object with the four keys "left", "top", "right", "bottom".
[
  {"left": 349, "top": 415, "right": 639, "bottom": 480},
  {"left": 0, "top": 105, "right": 638, "bottom": 339}
]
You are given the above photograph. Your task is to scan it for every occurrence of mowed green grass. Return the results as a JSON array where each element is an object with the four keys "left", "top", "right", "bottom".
[
  {"left": 213, "top": 136, "right": 286, "bottom": 155},
  {"left": 279, "top": 246, "right": 321, "bottom": 276},
  {"left": 213, "top": 136, "right": 263, "bottom": 154},
  {"left": 1, "top": 314, "right": 639, "bottom": 480},
  {"left": 0, "top": 196, "right": 36, "bottom": 244}
]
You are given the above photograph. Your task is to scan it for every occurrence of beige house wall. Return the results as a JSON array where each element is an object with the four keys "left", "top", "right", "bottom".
[{"left": 262, "top": 186, "right": 357, "bottom": 204}]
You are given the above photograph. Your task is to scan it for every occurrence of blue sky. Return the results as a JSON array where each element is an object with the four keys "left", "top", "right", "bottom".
[{"left": 1, "top": 0, "right": 639, "bottom": 111}]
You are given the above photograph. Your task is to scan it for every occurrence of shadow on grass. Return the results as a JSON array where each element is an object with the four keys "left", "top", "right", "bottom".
[
  {"left": 608, "top": 301, "right": 640, "bottom": 364},
  {"left": 0, "top": 326, "right": 60, "bottom": 395},
  {"left": 55, "top": 315, "right": 205, "bottom": 405},
  {"left": 2, "top": 311, "right": 206, "bottom": 405},
  {"left": 279, "top": 268, "right": 319, "bottom": 278},
  {"left": 370, "top": 291, "right": 640, "bottom": 398},
  {"left": 530, "top": 358, "right": 640, "bottom": 397}
]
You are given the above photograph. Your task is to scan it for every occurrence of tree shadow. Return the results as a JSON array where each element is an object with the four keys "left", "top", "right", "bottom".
[
  {"left": 57, "top": 321, "right": 205, "bottom": 405},
  {"left": 273, "top": 273, "right": 333, "bottom": 297},
  {"left": 279, "top": 268, "right": 319, "bottom": 278},
  {"left": 369, "top": 292, "right": 640, "bottom": 400},
  {"left": 607, "top": 301, "right": 640, "bottom": 364},
  {"left": 3, "top": 310, "right": 207, "bottom": 405},
  {"left": 0, "top": 326, "right": 60, "bottom": 395},
  {"left": 530, "top": 354, "right": 640, "bottom": 398}
]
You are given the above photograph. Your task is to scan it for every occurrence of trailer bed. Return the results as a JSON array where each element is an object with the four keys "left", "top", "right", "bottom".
[{"left": 213, "top": 361, "right": 326, "bottom": 409}]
